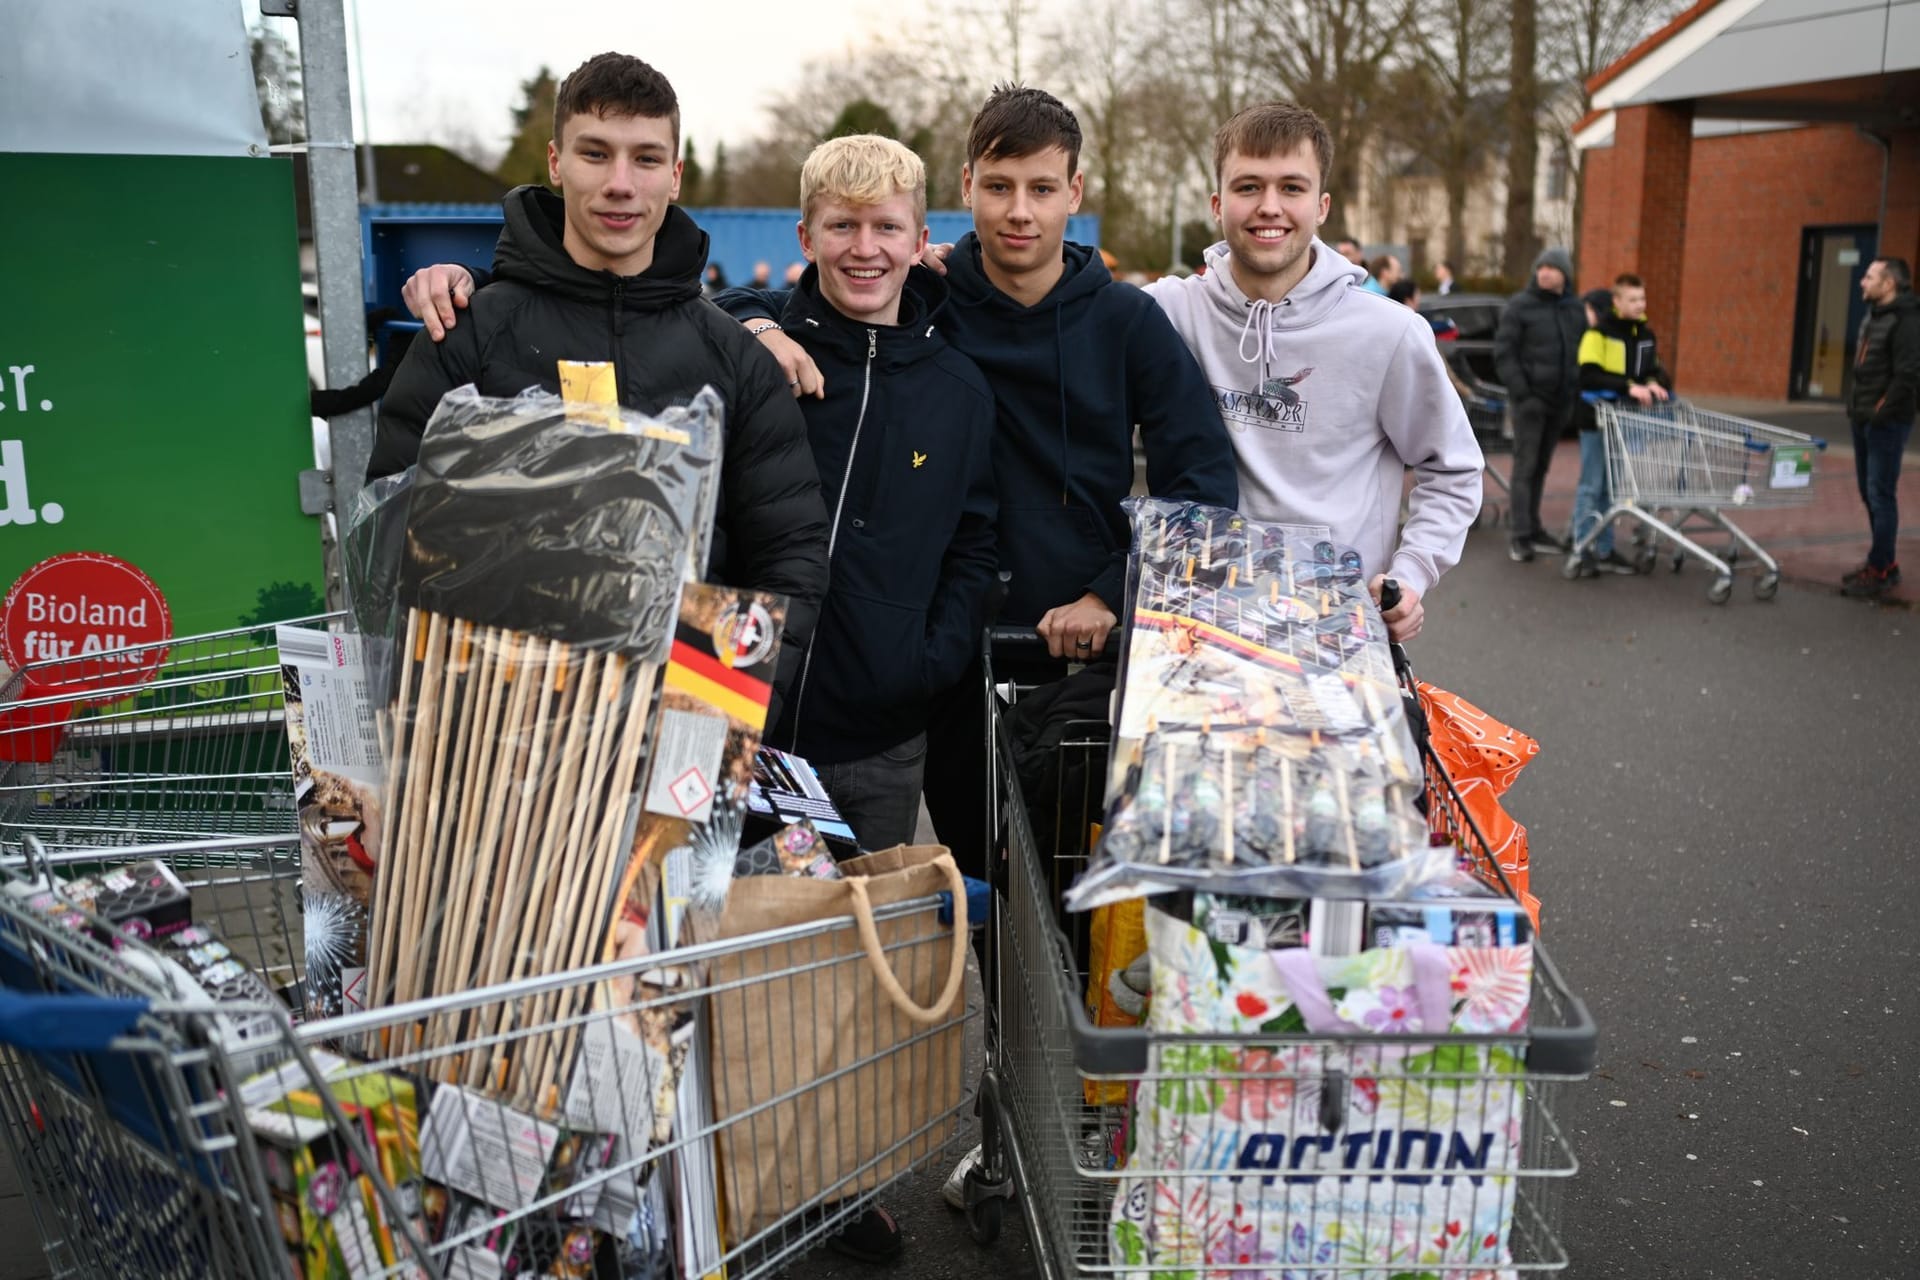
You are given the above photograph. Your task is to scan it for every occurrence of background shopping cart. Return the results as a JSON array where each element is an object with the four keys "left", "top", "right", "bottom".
[{"left": 1580, "top": 401, "right": 1827, "bottom": 602}]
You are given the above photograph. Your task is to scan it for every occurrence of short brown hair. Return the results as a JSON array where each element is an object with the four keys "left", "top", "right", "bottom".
[
  {"left": 1212, "top": 102, "right": 1335, "bottom": 190},
  {"left": 1369, "top": 254, "right": 1395, "bottom": 279},
  {"left": 1613, "top": 272, "right": 1644, "bottom": 289},
  {"left": 553, "top": 53, "right": 680, "bottom": 150},
  {"left": 966, "top": 84, "right": 1082, "bottom": 176}
]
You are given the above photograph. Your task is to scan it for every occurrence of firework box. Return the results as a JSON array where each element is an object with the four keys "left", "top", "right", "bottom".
[
  {"left": 243, "top": 1052, "right": 423, "bottom": 1279},
  {"left": 278, "top": 624, "right": 385, "bottom": 1018},
  {"left": 56, "top": 859, "right": 192, "bottom": 943}
]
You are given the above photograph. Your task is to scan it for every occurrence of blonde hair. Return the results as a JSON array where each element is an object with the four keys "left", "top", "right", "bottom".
[{"left": 800, "top": 134, "right": 927, "bottom": 228}]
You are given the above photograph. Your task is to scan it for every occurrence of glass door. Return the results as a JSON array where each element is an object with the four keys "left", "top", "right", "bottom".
[{"left": 1791, "top": 225, "right": 1877, "bottom": 400}]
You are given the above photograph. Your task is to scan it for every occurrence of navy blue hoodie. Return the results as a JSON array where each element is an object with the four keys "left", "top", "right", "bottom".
[
  {"left": 723, "top": 237, "right": 1238, "bottom": 625},
  {"left": 941, "top": 235, "right": 1237, "bottom": 622},
  {"left": 718, "top": 266, "right": 998, "bottom": 764}
]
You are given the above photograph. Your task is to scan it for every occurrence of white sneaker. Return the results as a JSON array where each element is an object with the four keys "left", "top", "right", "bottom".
[{"left": 942, "top": 1143, "right": 984, "bottom": 1210}]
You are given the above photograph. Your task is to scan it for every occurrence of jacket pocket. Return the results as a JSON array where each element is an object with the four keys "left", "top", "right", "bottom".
[
  {"left": 807, "top": 588, "right": 933, "bottom": 722},
  {"left": 997, "top": 504, "right": 1112, "bottom": 625}
]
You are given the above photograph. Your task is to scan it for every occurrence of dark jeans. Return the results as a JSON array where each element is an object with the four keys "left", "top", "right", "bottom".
[
  {"left": 814, "top": 732, "right": 928, "bottom": 853},
  {"left": 1852, "top": 417, "right": 1912, "bottom": 571},
  {"left": 1509, "top": 397, "right": 1571, "bottom": 540}
]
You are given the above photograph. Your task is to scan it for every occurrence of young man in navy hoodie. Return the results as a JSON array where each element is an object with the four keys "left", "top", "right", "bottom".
[
  {"left": 740, "top": 85, "right": 1239, "bottom": 870},
  {"left": 713, "top": 135, "right": 998, "bottom": 854}
]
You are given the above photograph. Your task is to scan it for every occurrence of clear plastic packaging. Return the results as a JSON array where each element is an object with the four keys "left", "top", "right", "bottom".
[
  {"left": 1066, "top": 499, "right": 1446, "bottom": 910},
  {"left": 361, "top": 386, "right": 721, "bottom": 1109}
]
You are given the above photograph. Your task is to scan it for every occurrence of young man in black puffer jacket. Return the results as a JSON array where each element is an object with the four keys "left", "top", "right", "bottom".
[
  {"left": 369, "top": 53, "right": 829, "bottom": 718},
  {"left": 1494, "top": 247, "right": 1587, "bottom": 563}
]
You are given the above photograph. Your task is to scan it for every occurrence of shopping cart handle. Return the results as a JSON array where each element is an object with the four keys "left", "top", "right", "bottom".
[{"left": 0, "top": 990, "right": 148, "bottom": 1051}]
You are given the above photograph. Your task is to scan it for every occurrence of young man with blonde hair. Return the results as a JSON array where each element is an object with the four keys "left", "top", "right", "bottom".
[
  {"left": 716, "top": 134, "right": 997, "bottom": 859},
  {"left": 1143, "top": 102, "right": 1482, "bottom": 641}
]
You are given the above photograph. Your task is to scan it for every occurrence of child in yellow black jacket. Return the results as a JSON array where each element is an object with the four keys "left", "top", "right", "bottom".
[{"left": 1569, "top": 276, "right": 1672, "bottom": 576}]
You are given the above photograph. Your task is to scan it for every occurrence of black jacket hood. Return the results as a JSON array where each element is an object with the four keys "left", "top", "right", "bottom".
[
  {"left": 493, "top": 185, "right": 707, "bottom": 309},
  {"left": 943, "top": 235, "right": 1110, "bottom": 315}
]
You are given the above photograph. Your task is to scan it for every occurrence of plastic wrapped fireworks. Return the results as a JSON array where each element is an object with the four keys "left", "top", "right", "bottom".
[{"left": 1066, "top": 499, "right": 1447, "bottom": 910}]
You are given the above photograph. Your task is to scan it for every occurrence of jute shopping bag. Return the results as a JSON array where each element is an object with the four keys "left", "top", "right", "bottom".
[{"left": 706, "top": 845, "right": 968, "bottom": 1242}]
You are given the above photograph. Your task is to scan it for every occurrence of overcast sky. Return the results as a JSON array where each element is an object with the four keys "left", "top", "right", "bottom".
[{"left": 260, "top": 0, "right": 939, "bottom": 158}]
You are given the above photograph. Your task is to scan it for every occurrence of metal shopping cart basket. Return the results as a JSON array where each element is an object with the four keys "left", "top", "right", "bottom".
[
  {"left": 0, "top": 614, "right": 346, "bottom": 850},
  {"left": 0, "top": 610, "right": 981, "bottom": 1279},
  {"left": 1463, "top": 378, "right": 1512, "bottom": 530},
  {"left": 0, "top": 824, "right": 980, "bottom": 1280},
  {"left": 1574, "top": 401, "right": 1827, "bottom": 602},
  {"left": 959, "top": 635, "right": 1596, "bottom": 1276}
]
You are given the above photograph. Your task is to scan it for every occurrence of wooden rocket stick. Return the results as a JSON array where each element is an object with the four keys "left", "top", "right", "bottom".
[
  {"left": 1280, "top": 759, "right": 1296, "bottom": 864},
  {"left": 368, "top": 606, "right": 425, "bottom": 1005},
  {"left": 517, "top": 653, "right": 628, "bottom": 1099},
  {"left": 397, "top": 616, "right": 480, "bottom": 1015},
  {"left": 464, "top": 636, "right": 564, "bottom": 1089},
  {"left": 1223, "top": 741, "right": 1235, "bottom": 865},
  {"left": 383, "top": 610, "right": 451, "bottom": 1008},
  {"left": 539, "top": 659, "right": 656, "bottom": 1103},
  {"left": 1158, "top": 740, "right": 1176, "bottom": 866},
  {"left": 1335, "top": 766, "right": 1360, "bottom": 873},
  {"left": 428, "top": 627, "right": 514, "bottom": 1054}
]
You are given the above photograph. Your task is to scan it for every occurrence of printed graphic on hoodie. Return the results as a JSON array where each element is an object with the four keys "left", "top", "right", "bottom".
[{"left": 1215, "top": 367, "right": 1315, "bottom": 433}]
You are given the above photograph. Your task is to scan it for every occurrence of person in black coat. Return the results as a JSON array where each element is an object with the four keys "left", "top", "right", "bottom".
[
  {"left": 1494, "top": 247, "right": 1586, "bottom": 562},
  {"left": 715, "top": 134, "right": 998, "bottom": 852},
  {"left": 369, "top": 54, "right": 829, "bottom": 719},
  {"left": 1843, "top": 256, "right": 1920, "bottom": 597}
]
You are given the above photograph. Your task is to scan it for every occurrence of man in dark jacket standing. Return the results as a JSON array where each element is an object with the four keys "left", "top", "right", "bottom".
[
  {"left": 1842, "top": 256, "right": 1919, "bottom": 599},
  {"left": 370, "top": 53, "right": 829, "bottom": 714},
  {"left": 716, "top": 135, "right": 998, "bottom": 851},
  {"left": 1494, "top": 247, "right": 1586, "bottom": 562}
]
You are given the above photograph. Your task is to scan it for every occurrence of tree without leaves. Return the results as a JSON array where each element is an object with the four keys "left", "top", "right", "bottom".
[
  {"left": 1544, "top": 0, "right": 1689, "bottom": 259},
  {"left": 497, "top": 66, "right": 558, "bottom": 189},
  {"left": 1504, "top": 0, "right": 1541, "bottom": 278},
  {"left": 1401, "top": 0, "right": 1509, "bottom": 269}
]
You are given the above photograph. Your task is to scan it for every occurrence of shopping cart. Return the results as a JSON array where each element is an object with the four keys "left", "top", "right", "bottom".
[
  {"left": 0, "top": 610, "right": 980, "bottom": 1279},
  {"left": 958, "top": 633, "right": 1596, "bottom": 1275},
  {"left": 1572, "top": 402, "right": 1827, "bottom": 602},
  {"left": 0, "top": 825, "right": 978, "bottom": 1280},
  {"left": 0, "top": 614, "right": 345, "bottom": 850}
]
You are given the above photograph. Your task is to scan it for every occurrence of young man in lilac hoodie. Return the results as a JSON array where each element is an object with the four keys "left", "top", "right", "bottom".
[{"left": 1143, "top": 103, "right": 1483, "bottom": 642}]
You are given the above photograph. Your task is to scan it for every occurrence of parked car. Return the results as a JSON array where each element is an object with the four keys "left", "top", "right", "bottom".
[{"left": 1418, "top": 291, "right": 1505, "bottom": 387}]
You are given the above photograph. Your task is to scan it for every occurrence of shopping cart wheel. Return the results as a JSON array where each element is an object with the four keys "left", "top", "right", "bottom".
[
  {"left": 965, "top": 1188, "right": 1005, "bottom": 1244},
  {"left": 1754, "top": 573, "right": 1780, "bottom": 601},
  {"left": 1708, "top": 576, "right": 1734, "bottom": 604},
  {"left": 1671, "top": 550, "right": 1687, "bottom": 573},
  {"left": 1559, "top": 553, "right": 1585, "bottom": 581},
  {"left": 1635, "top": 547, "right": 1659, "bottom": 575}
]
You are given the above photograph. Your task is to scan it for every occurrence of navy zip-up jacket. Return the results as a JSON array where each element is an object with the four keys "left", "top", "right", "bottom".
[
  {"left": 718, "top": 266, "right": 998, "bottom": 763},
  {"left": 724, "top": 236, "right": 1238, "bottom": 625}
]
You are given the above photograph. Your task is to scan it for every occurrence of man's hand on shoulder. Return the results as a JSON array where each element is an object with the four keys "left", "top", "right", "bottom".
[
  {"left": 1370, "top": 574, "right": 1423, "bottom": 643},
  {"left": 402, "top": 264, "right": 476, "bottom": 342},
  {"left": 744, "top": 322, "right": 826, "bottom": 399},
  {"left": 1036, "top": 592, "right": 1118, "bottom": 661},
  {"left": 919, "top": 242, "right": 955, "bottom": 276}
]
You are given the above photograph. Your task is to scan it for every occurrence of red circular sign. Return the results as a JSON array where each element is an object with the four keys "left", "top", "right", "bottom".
[{"left": 1, "top": 552, "right": 172, "bottom": 703}]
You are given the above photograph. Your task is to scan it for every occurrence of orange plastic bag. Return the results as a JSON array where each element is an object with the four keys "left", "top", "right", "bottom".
[{"left": 1415, "top": 681, "right": 1542, "bottom": 931}]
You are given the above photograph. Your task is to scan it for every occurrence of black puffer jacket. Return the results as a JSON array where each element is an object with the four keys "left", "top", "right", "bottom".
[
  {"left": 719, "top": 266, "right": 997, "bottom": 765},
  {"left": 1848, "top": 292, "right": 1920, "bottom": 427},
  {"left": 1494, "top": 283, "right": 1586, "bottom": 408},
  {"left": 369, "top": 187, "right": 831, "bottom": 714}
]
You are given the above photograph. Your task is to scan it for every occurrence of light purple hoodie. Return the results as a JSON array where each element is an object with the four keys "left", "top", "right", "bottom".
[{"left": 1145, "top": 240, "right": 1483, "bottom": 598}]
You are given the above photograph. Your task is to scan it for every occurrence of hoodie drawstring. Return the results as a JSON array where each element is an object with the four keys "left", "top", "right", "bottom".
[
  {"left": 1238, "top": 298, "right": 1276, "bottom": 381},
  {"left": 1055, "top": 306, "right": 1070, "bottom": 504}
]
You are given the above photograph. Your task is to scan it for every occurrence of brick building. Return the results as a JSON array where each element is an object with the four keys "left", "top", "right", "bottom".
[{"left": 1573, "top": 0, "right": 1918, "bottom": 400}]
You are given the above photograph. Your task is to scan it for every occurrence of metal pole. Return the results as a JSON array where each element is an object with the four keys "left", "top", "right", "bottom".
[
  {"left": 292, "top": 0, "right": 371, "bottom": 611},
  {"left": 1169, "top": 175, "right": 1182, "bottom": 274}
]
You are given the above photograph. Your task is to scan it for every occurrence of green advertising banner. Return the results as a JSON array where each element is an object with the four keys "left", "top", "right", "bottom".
[{"left": 0, "top": 151, "right": 322, "bottom": 669}]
